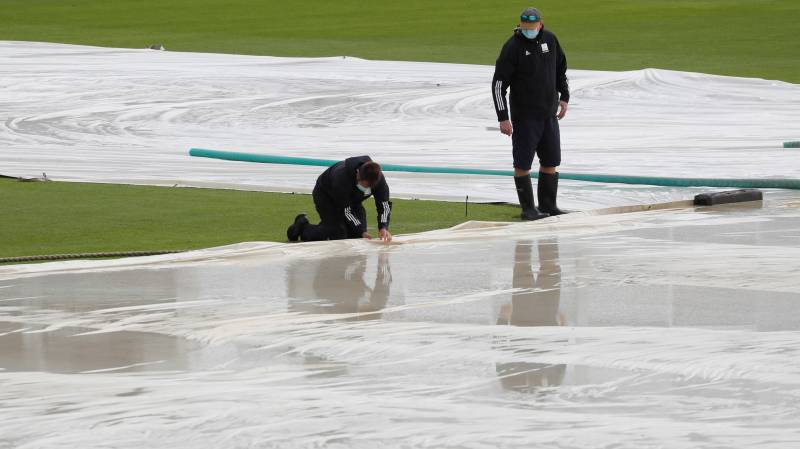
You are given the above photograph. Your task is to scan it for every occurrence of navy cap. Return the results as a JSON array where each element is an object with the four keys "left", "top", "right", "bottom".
[{"left": 520, "top": 7, "right": 542, "bottom": 22}]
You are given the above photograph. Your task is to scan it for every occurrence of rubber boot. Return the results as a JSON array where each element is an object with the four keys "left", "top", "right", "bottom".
[
  {"left": 514, "top": 175, "right": 549, "bottom": 221},
  {"left": 286, "top": 214, "right": 309, "bottom": 242},
  {"left": 537, "top": 172, "right": 566, "bottom": 216}
]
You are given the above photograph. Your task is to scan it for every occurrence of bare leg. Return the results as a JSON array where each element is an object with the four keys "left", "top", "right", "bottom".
[{"left": 514, "top": 168, "right": 531, "bottom": 177}]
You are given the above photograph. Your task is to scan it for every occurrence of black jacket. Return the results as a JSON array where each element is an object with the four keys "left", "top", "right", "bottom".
[
  {"left": 492, "top": 27, "right": 569, "bottom": 121},
  {"left": 315, "top": 156, "right": 391, "bottom": 231}
]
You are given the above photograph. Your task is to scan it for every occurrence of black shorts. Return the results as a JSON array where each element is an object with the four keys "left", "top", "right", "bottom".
[{"left": 511, "top": 116, "right": 561, "bottom": 170}]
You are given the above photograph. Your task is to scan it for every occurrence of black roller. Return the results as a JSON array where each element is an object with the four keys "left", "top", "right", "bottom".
[{"left": 694, "top": 189, "right": 763, "bottom": 206}]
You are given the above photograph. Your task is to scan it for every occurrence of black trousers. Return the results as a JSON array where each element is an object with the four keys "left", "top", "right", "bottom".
[{"left": 301, "top": 187, "right": 366, "bottom": 242}]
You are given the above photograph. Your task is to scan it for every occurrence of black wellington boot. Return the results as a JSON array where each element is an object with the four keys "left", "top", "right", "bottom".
[
  {"left": 514, "top": 175, "right": 549, "bottom": 221},
  {"left": 286, "top": 214, "right": 309, "bottom": 242},
  {"left": 537, "top": 172, "right": 566, "bottom": 216}
]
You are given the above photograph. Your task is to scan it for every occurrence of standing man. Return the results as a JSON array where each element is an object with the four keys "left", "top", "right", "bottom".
[
  {"left": 286, "top": 155, "right": 392, "bottom": 242},
  {"left": 492, "top": 7, "right": 569, "bottom": 220}
]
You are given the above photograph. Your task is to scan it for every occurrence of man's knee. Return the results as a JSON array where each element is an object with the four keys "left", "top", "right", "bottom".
[
  {"left": 301, "top": 220, "right": 346, "bottom": 242},
  {"left": 539, "top": 166, "right": 558, "bottom": 174}
]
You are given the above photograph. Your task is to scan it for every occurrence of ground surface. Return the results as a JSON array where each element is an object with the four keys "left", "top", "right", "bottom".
[{"left": 2, "top": 3, "right": 800, "bottom": 447}]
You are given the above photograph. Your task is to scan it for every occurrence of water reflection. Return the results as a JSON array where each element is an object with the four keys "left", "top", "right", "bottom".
[
  {"left": 496, "top": 239, "right": 566, "bottom": 391},
  {"left": 286, "top": 251, "right": 392, "bottom": 320},
  {"left": 283, "top": 251, "right": 393, "bottom": 377}
]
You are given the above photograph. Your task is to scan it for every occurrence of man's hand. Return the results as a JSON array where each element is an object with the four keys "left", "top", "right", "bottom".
[
  {"left": 379, "top": 228, "right": 392, "bottom": 242},
  {"left": 499, "top": 120, "right": 513, "bottom": 136},
  {"left": 557, "top": 101, "right": 568, "bottom": 120},
  {"left": 362, "top": 231, "right": 372, "bottom": 239}
]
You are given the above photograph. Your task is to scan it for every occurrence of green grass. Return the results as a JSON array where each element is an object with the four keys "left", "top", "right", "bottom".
[
  {"left": 0, "top": 0, "right": 798, "bottom": 82},
  {"left": 0, "top": 179, "right": 520, "bottom": 258}
]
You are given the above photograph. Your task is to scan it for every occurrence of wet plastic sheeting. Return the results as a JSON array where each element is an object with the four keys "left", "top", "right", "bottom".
[
  {"left": 2, "top": 196, "right": 800, "bottom": 447},
  {"left": 2, "top": 42, "right": 800, "bottom": 208}
]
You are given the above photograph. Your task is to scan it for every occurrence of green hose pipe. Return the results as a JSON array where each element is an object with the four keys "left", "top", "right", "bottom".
[{"left": 189, "top": 148, "right": 800, "bottom": 190}]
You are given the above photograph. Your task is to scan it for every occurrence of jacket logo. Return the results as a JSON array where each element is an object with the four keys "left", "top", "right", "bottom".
[
  {"left": 541, "top": 43, "right": 549, "bottom": 53},
  {"left": 525, "top": 50, "right": 531, "bottom": 56}
]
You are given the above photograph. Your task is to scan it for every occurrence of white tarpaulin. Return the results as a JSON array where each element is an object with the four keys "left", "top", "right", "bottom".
[
  {"left": 2, "top": 41, "right": 800, "bottom": 448},
  {"left": 2, "top": 195, "right": 800, "bottom": 448},
  {"left": 1, "top": 41, "right": 799, "bottom": 209}
]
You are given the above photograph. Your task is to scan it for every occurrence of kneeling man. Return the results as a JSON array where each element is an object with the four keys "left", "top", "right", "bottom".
[{"left": 287, "top": 156, "right": 392, "bottom": 242}]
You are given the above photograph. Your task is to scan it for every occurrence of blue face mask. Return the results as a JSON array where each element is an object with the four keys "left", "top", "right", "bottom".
[
  {"left": 521, "top": 28, "right": 540, "bottom": 40},
  {"left": 357, "top": 183, "right": 372, "bottom": 196}
]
